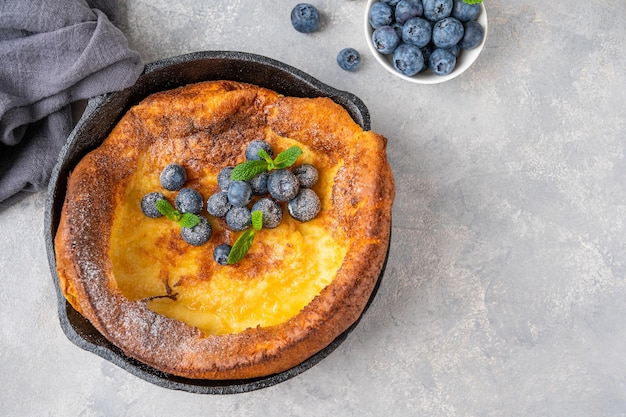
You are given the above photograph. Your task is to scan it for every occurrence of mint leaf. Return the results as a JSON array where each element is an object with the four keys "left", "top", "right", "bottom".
[
  {"left": 178, "top": 212, "right": 200, "bottom": 228},
  {"left": 229, "top": 145, "right": 303, "bottom": 181},
  {"left": 227, "top": 229, "right": 256, "bottom": 264},
  {"left": 462, "top": 0, "right": 482, "bottom": 4},
  {"left": 230, "top": 160, "right": 268, "bottom": 181},
  {"left": 257, "top": 149, "right": 274, "bottom": 166},
  {"left": 273, "top": 146, "right": 303, "bottom": 169},
  {"left": 156, "top": 199, "right": 181, "bottom": 221},
  {"left": 251, "top": 210, "right": 263, "bottom": 231}
]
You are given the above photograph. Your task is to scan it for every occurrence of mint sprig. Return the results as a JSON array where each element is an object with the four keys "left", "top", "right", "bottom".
[
  {"left": 229, "top": 160, "right": 269, "bottom": 181},
  {"left": 251, "top": 209, "right": 263, "bottom": 231},
  {"left": 227, "top": 210, "right": 263, "bottom": 264},
  {"left": 156, "top": 199, "right": 200, "bottom": 228},
  {"left": 178, "top": 212, "right": 201, "bottom": 228},
  {"left": 272, "top": 146, "right": 303, "bottom": 169},
  {"left": 462, "top": 0, "right": 482, "bottom": 4},
  {"left": 230, "top": 146, "right": 303, "bottom": 181}
]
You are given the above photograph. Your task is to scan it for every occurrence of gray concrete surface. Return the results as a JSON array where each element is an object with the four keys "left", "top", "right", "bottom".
[{"left": 2, "top": 1, "right": 625, "bottom": 416}]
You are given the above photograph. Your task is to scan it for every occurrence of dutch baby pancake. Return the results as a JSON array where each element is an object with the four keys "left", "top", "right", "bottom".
[{"left": 54, "top": 80, "right": 394, "bottom": 380}]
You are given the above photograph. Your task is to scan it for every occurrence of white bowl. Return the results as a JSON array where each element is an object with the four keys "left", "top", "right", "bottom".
[{"left": 364, "top": 0, "right": 488, "bottom": 84}]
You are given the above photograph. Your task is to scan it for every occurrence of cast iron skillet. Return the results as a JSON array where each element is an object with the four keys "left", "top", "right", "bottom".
[{"left": 44, "top": 51, "right": 387, "bottom": 394}]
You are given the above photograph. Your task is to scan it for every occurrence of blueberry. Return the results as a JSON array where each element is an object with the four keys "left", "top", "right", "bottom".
[
  {"left": 446, "top": 43, "right": 461, "bottom": 57},
  {"left": 227, "top": 180, "right": 252, "bottom": 207},
  {"left": 395, "top": 0, "right": 424, "bottom": 25},
  {"left": 393, "top": 43, "right": 425, "bottom": 76},
  {"left": 432, "top": 17, "right": 464, "bottom": 48},
  {"left": 420, "top": 43, "right": 434, "bottom": 71},
  {"left": 175, "top": 187, "right": 203, "bottom": 214},
  {"left": 252, "top": 198, "right": 283, "bottom": 229},
  {"left": 458, "top": 20, "right": 484, "bottom": 49},
  {"left": 213, "top": 244, "right": 232, "bottom": 265},
  {"left": 206, "top": 191, "right": 231, "bottom": 218},
  {"left": 293, "top": 164, "right": 319, "bottom": 188},
  {"left": 337, "top": 48, "right": 361, "bottom": 71},
  {"left": 381, "top": 0, "right": 401, "bottom": 6},
  {"left": 291, "top": 3, "right": 320, "bottom": 33},
  {"left": 141, "top": 192, "right": 165, "bottom": 218},
  {"left": 160, "top": 164, "right": 187, "bottom": 191},
  {"left": 372, "top": 26, "right": 400, "bottom": 54},
  {"left": 245, "top": 140, "right": 273, "bottom": 161},
  {"left": 423, "top": 0, "right": 452, "bottom": 21},
  {"left": 267, "top": 169, "right": 300, "bottom": 202},
  {"left": 288, "top": 189, "right": 321, "bottom": 222},
  {"left": 249, "top": 171, "right": 269, "bottom": 195},
  {"left": 402, "top": 17, "right": 432, "bottom": 48},
  {"left": 369, "top": 2, "right": 393, "bottom": 29},
  {"left": 225, "top": 206, "right": 252, "bottom": 231},
  {"left": 217, "top": 166, "right": 234, "bottom": 191},
  {"left": 451, "top": 0, "right": 480, "bottom": 22},
  {"left": 429, "top": 48, "right": 457, "bottom": 75},
  {"left": 181, "top": 216, "right": 212, "bottom": 246},
  {"left": 390, "top": 21, "right": 404, "bottom": 39}
]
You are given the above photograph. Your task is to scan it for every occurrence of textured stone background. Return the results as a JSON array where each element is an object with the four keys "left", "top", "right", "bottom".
[{"left": 2, "top": 1, "right": 625, "bottom": 416}]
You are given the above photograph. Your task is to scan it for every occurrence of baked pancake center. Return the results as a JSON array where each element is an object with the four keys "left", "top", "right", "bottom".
[{"left": 109, "top": 146, "right": 348, "bottom": 336}]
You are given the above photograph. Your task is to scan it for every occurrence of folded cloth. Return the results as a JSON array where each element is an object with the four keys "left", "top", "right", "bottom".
[{"left": 0, "top": 0, "right": 143, "bottom": 209}]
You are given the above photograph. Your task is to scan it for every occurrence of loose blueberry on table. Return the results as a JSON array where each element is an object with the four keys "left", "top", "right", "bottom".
[
  {"left": 337, "top": 48, "right": 362, "bottom": 72},
  {"left": 290, "top": 3, "right": 320, "bottom": 33}
]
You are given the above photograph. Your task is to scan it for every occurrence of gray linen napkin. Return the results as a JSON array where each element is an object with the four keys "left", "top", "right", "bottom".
[{"left": 0, "top": 0, "right": 143, "bottom": 209}]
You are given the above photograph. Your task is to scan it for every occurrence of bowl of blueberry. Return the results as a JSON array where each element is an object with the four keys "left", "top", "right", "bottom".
[{"left": 365, "top": 0, "right": 488, "bottom": 83}]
